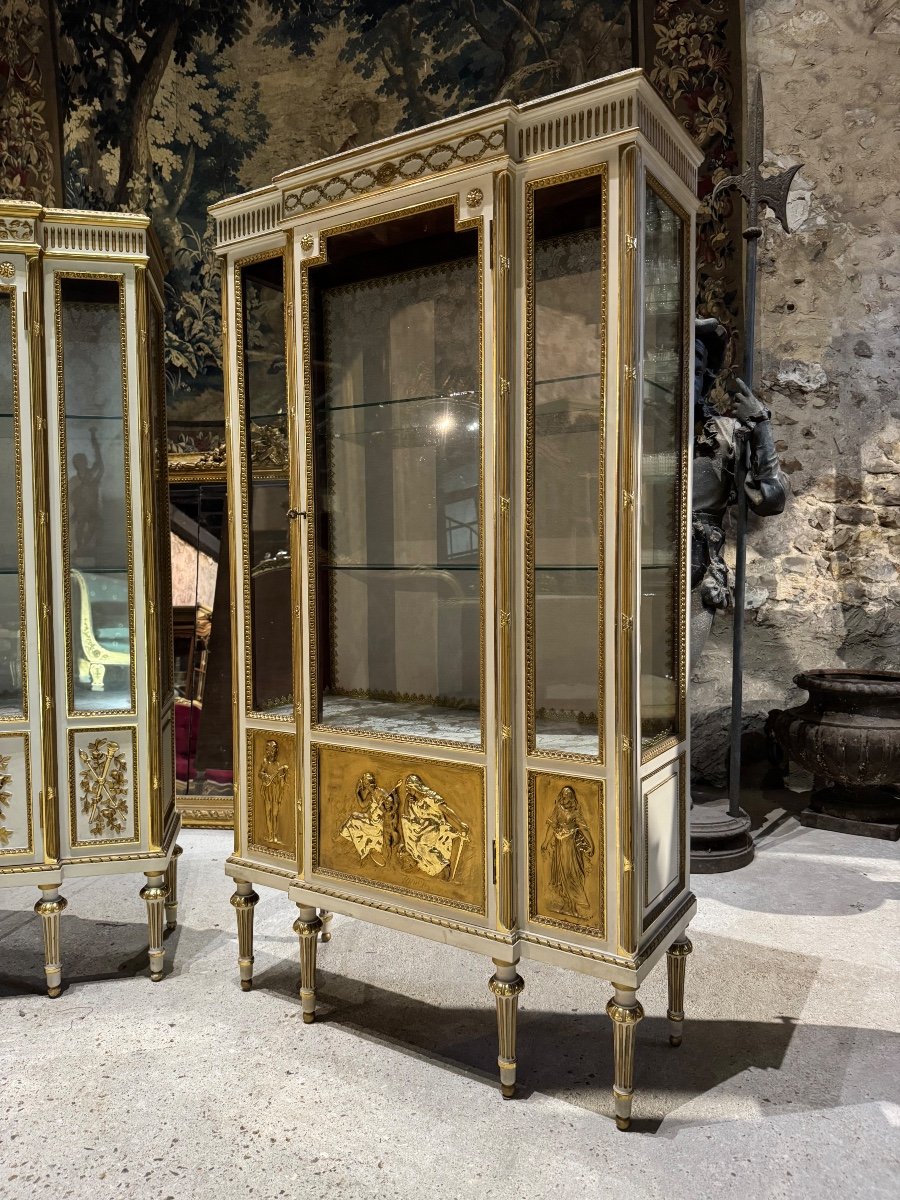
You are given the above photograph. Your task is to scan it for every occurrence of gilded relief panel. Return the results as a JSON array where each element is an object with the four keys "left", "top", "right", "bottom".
[
  {"left": 247, "top": 729, "right": 297, "bottom": 864},
  {"left": 314, "top": 744, "right": 486, "bottom": 915},
  {"left": 528, "top": 771, "right": 605, "bottom": 938},
  {"left": 0, "top": 732, "right": 32, "bottom": 856},
  {"left": 69, "top": 728, "right": 138, "bottom": 848}
]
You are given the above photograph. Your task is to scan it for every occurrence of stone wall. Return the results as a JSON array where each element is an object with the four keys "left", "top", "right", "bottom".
[{"left": 692, "top": 0, "right": 900, "bottom": 783}]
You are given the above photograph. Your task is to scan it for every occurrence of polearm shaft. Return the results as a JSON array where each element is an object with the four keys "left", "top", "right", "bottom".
[{"left": 712, "top": 73, "right": 800, "bottom": 819}]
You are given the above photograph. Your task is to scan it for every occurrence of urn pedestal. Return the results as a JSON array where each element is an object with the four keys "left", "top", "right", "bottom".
[{"left": 769, "top": 670, "right": 900, "bottom": 841}]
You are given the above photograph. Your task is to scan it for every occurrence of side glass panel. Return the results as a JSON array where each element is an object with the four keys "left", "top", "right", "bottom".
[
  {"left": 640, "top": 182, "right": 685, "bottom": 751},
  {"left": 308, "top": 205, "right": 482, "bottom": 745},
  {"left": 239, "top": 254, "right": 293, "bottom": 716},
  {"left": 59, "top": 277, "right": 133, "bottom": 712},
  {"left": 528, "top": 173, "right": 605, "bottom": 757},
  {"left": 0, "top": 291, "right": 23, "bottom": 717}
]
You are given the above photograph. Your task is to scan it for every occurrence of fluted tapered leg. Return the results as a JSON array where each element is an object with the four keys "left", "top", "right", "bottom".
[
  {"left": 230, "top": 880, "right": 259, "bottom": 991},
  {"left": 607, "top": 986, "right": 644, "bottom": 1130},
  {"left": 294, "top": 904, "right": 323, "bottom": 1023},
  {"left": 141, "top": 871, "right": 169, "bottom": 981},
  {"left": 489, "top": 960, "right": 525, "bottom": 1098},
  {"left": 666, "top": 935, "right": 693, "bottom": 1047},
  {"left": 164, "top": 844, "right": 183, "bottom": 931},
  {"left": 34, "top": 886, "right": 67, "bottom": 998},
  {"left": 319, "top": 909, "right": 333, "bottom": 943}
]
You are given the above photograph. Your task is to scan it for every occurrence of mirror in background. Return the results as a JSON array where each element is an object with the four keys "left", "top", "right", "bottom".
[{"left": 169, "top": 482, "right": 233, "bottom": 822}]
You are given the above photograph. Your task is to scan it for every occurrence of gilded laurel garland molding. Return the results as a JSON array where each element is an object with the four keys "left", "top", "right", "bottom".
[
  {"left": 523, "top": 164, "right": 608, "bottom": 766},
  {"left": 53, "top": 272, "right": 137, "bottom": 719},
  {"left": 0, "top": 734, "right": 34, "bottom": 857},
  {"left": 283, "top": 127, "right": 506, "bottom": 216}
]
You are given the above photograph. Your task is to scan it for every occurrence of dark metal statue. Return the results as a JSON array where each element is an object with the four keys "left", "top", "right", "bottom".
[{"left": 690, "top": 318, "right": 786, "bottom": 669}]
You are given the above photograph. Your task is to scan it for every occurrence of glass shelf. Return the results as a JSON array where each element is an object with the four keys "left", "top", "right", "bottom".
[
  {"left": 325, "top": 388, "right": 477, "bottom": 414},
  {"left": 322, "top": 563, "right": 479, "bottom": 572}
]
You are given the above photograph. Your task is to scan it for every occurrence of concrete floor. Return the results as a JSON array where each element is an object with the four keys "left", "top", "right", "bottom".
[{"left": 0, "top": 815, "right": 898, "bottom": 1200}]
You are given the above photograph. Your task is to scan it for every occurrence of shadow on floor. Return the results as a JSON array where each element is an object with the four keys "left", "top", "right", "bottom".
[{"left": 0, "top": 909, "right": 224, "bottom": 997}]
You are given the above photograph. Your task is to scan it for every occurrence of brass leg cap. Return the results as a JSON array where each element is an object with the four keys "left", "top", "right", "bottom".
[
  {"left": 302, "top": 1011, "right": 315, "bottom": 1024},
  {"left": 166, "top": 920, "right": 176, "bottom": 932},
  {"left": 669, "top": 1034, "right": 682, "bottom": 1048},
  {"left": 150, "top": 971, "right": 163, "bottom": 982},
  {"left": 47, "top": 986, "right": 62, "bottom": 999},
  {"left": 320, "top": 931, "right": 332, "bottom": 943},
  {"left": 501, "top": 1083, "right": 515, "bottom": 1099},
  {"left": 615, "top": 1116, "right": 631, "bottom": 1131},
  {"left": 240, "top": 979, "right": 252, "bottom": 992}
]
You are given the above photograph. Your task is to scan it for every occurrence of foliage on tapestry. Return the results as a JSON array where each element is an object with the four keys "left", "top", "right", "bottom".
[
  {"left": 648, "top": 0, "right": 741, "bottom": 352},
  {"left": 0, "top": 1, "right": 57, "bottom": 202}
]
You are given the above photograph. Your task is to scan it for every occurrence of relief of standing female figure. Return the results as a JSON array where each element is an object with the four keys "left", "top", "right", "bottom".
[{"left": 541, "top": 785, "right": 595, "bottom": 918}]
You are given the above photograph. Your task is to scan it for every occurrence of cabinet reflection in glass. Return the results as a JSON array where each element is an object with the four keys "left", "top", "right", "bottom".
[
  {"left": 59, "top": 277, "right": 133, "bottom": 712},
  {"left": 309, "top": 206, "right": 482, "bottom": 746}
]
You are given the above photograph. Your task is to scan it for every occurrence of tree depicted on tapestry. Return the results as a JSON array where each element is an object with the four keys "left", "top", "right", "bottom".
[{"left": 644, "top": 0, "right": 743, "bottom": 354}]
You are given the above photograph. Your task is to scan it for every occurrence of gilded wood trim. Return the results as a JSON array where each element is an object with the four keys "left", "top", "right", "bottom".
[
  {"left": 285, "top": 229, "right": 304, "bottom": 875},
  {"left": 134, "top": 267, "right": 162, "bottom": 849},
  {"left": 301, "top": 194, "right": 487, "bottom": 753},
  {"left": 615, "top": 144, "right": 639, "bottom": 957},
  {"left": 640, "top": 172, "right": 692, "bottom": 766},
  {"left": 221, "top": 259, "right": 241, "bottom": 856},
  {"left": 523, "top": 163, "right": 608, "bottom": 766},
  {"left": 492, "top": 168, "right": 515, "bottom": 929},
  {"left": 27, "top": 254, "right": 59, "bottom": 863},
  {"left": 246, "top": 727, "right": 297, "bottom": 864},
  {"left": 54, "top": 271, "right": 137, "bottom": 718}
]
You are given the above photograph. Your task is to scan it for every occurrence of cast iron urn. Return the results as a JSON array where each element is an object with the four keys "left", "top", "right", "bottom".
[{"left": 769, "top": 670, "right": 900, "bottom": 840}]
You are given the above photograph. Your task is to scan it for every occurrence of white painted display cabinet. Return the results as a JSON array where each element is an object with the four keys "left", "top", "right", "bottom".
[
  {"left": 214, "top": 69, "right": 702, "bottom": 1128},
  {"left": 0, "top": 203, "right": 181, "bottom": 995}
]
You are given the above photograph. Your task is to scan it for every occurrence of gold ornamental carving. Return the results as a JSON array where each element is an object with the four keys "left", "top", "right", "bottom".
[
  {"left": 283, "top": 127, "right": 505, "bottom": 216},
  {"left": 0, "top": 219, "right": 32, "bottom": 242},
  {"left": 528, "top": 772, "right": 605, "bottom": 938},
  {"left": 78, "top": 737, "right": 129, "bottom": 836},
  {"left": 315, "top": 746, "right": 486, "bottom": 914},
  {"left": 258, "top": 739, "right": 289, "bottom": 844},
  {"left": 0, "top": 261, "right": 15, "bottom": 277},
  {"left": 248, "top": 730, "right": 296, "bottom": 859},
  {"left": 0, "top": 753, "right": 13, "bottom": 846},
  {"left": 299, "top": 234, "right": 314, "bottom": 252},
  {"left": 466, "top": 188, "right": 484, "bottom": 208},
  {"left": 339, "top": 771, "right": 470, "bottom": 881}
]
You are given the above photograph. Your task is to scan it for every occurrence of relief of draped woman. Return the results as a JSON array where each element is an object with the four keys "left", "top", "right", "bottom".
[
  {"left": 398, "top": 774, "right": 469, "bottom": 879},
  {"left": 541, "top": 785, "right": 595, "bottom": 918}
]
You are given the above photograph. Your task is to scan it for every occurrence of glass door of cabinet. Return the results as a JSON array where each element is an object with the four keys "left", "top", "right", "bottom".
[
  {"left": 236, "top": 251, "right": 294, "bottom": 719},
  {"left": 304, "top": 202, "right": 484, "bottom": 747},
  {"left": 639, "top": 178, "right": 689, "bottom": 757},
  {"left": 0, "top": 287, "right": 25, "bottom": 722},
  {"left": 56, "top": 275, "right": 135, "bottom": 715},
  {"left": 525, "top": 168, "right": 607, "bottom": 760}
]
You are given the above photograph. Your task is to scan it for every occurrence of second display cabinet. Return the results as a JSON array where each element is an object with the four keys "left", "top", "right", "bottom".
[{"left": 214, "top": 69, "right": 702, "bottom": 1128}]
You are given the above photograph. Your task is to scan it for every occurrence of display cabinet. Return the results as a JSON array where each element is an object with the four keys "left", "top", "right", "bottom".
[
  {"left": 213, "top": 69, "right": 702, "bottom": 1128},
  {"left": 0, "top": 203, "right": 181, "bottom": 994}
]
